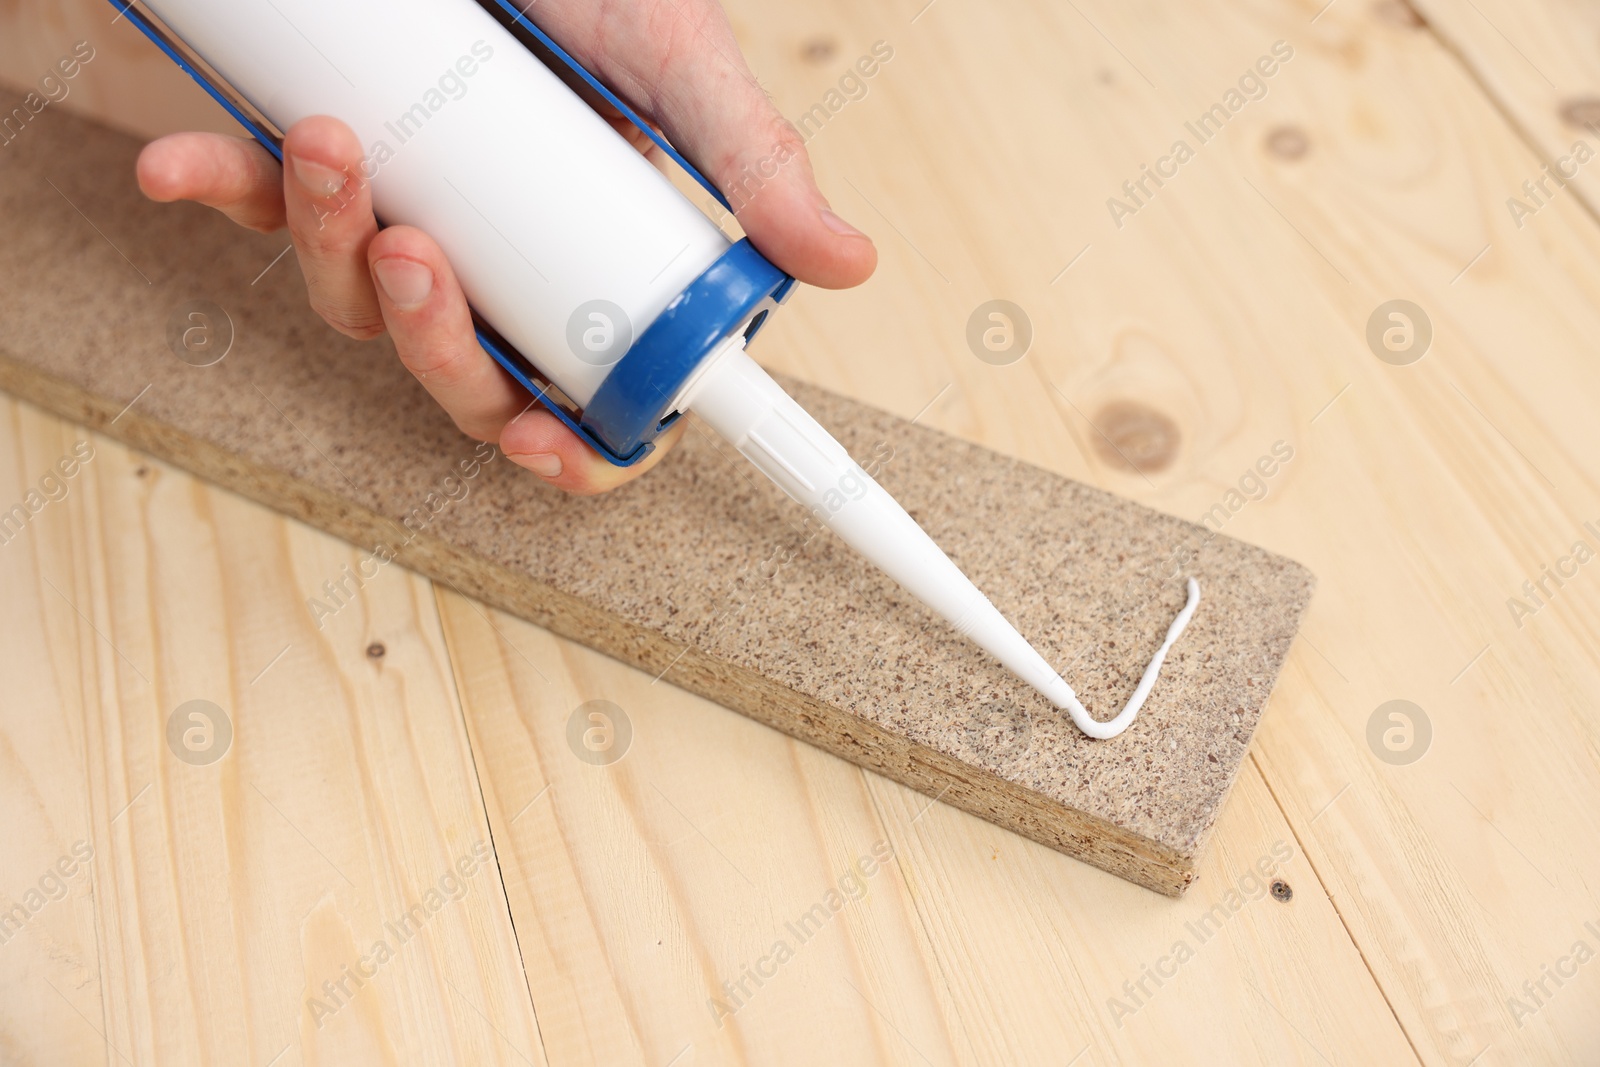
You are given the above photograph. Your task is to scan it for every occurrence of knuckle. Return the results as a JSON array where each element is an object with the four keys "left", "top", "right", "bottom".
[
  {"left": 717, "top": 117, "right": 809, "bottom": 206},
  {"left": 294, "top": 220, "right": 356, "bottom": 261},
  {"left": 398, "top": 337, "right": 470, "bottom": 381},
  {"left": 291, "top": 202, "right": 373, "bottom": 257},
  {"left": 766, "top": 116, "right": 807, "bottom": 156},
  {"left": 311, "top": 298, "right": 384, "bottom": 339},
  {"left": 740, "top": 114, "right": 806, "bottom": 173}
]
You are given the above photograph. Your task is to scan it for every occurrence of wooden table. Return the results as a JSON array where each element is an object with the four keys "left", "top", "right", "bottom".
[{"left": 3, "top": 0, "right": 1598, "bottom": 1063}]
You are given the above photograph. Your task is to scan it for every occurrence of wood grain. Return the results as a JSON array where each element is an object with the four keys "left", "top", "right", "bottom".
[
  {"left": 1406, "top": 0, "right": 1600, "bottom": 220},
  {"left": 436, "top": 586, "right": 1415, "bottom": 1066},
  {"left": 715, "top": 0, "right": 1600, "bottom": 1063},
  {"left": 0, "top": 398, "right": 546, "bottom": 1065},
  {"left": 0, "top": 403, "right": 112, "bottom": 1067},
  {"left": 4, "top": 0, "right": 1600, "bottom": 1062}
]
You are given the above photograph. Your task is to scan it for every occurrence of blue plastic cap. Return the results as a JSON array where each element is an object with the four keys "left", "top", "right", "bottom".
[{"left": 579, "top": 238, "right": 789, "bottom": 463}]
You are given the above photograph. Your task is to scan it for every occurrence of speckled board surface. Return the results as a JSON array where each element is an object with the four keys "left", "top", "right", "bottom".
[{"left": 0, "top": 94, "right": 1313, "bottom": 895}]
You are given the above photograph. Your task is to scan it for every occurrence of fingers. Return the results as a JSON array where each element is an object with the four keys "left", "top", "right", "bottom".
[
  {"left": 138, "top": 120, "right": 385, "bottom": 337},
  {"left": 367, "top": 225, "right": 532, "bottom": 441},
  {"left": 281, "top": 117, "right": 387, "bottom": 339},
  {"left": 499, "top": 404, "right": 688, "bottom": 495},
  {"left": 537, "top": 0, "right": 877, "bottom": 290},
  {"left": 136, "top": 132, "right": 286, "bottom": 233},
  {"left": 140, "top": 117, "right": 675, "bottom": 496},
  {"left": 369, "top": 224, "right": 686, "bottom": 491},
  {"left": 685, "top": 90, "right": 879, "bottom": 291}
]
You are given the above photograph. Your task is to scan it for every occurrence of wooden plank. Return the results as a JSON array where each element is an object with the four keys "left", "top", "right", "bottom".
[
  {"left": 7, "top": 0, "right": 1600, "bottom": 1062},
  {"left": 0, "top": 88, "right": 1313, "bottom": 896},
  {"left": 1404, "top": 0, "right": 1600, "bottom": 220},
  {"left": 0, "top": 397, "right": 546, "bottom": 1065},
  {"left": 0, "top": 401, "right": 113, "bottom": 1067},
  {"left": 863, "top": 756, "right": 1414, "bottom": 1065},
  {"left": 709, "top": 0, "right": 1600, "bottom": 1063},
  {"left": 436, "top": 588, "right": 1416, "bottom": 1066}
]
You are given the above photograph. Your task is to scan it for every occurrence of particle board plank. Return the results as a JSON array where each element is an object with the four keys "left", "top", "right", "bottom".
[
  {"left": 0, "top": 397, "right": 546, "bottom": 1066},
  {"left": 435, "top": 587, "right": 1414, "bottom": 1066},
  {"left": 0, "top": 87, "right": 1314, "bottom": 897},
  {"left": 717, "top": 0, "right": 1600, "bottom": 1064}
]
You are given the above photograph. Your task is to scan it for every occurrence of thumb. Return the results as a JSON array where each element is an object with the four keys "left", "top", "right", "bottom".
[
  {"left": 563, "top": 4, "right": 878, "bottom": 290},
  {"left": 662, "top": 69, "right": 878, "bottom": 291}
]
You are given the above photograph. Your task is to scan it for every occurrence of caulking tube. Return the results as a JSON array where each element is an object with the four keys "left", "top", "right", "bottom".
[{"left": 125, "top": 0, "right": 1199, "bottom": 738}]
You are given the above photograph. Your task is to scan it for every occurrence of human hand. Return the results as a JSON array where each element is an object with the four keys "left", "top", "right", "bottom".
[{"left": 136, "top": 0, "right": 877, "bottom": 494}]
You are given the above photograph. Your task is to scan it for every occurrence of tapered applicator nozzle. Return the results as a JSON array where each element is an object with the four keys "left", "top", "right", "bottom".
[{"left": 687, "top": 347, "right": 1200, "bottom": 740}]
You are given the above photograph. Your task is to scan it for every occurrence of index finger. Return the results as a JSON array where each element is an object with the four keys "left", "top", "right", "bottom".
[{"left": 136, "top": 132, "right": 286, "bottom": 234}]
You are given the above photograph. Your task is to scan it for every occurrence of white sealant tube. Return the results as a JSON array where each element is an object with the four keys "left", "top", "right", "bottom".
[
  {"left": 140, "top": 0, "right": 731, "bottom": 408},
  {"left": 137, "top": 0, "right": 1200, "bottom": 738},
  {"left": 685, "top": 348, "right": 1201, "bottom": 740}
]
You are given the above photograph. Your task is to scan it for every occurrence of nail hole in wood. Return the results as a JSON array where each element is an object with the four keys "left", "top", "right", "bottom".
[
  {"left": 1271, "top": 879, "right": 1293, "bottom": 902},
  {"left": 366, "top": 642, "right": 386, "bottom": 659}
]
